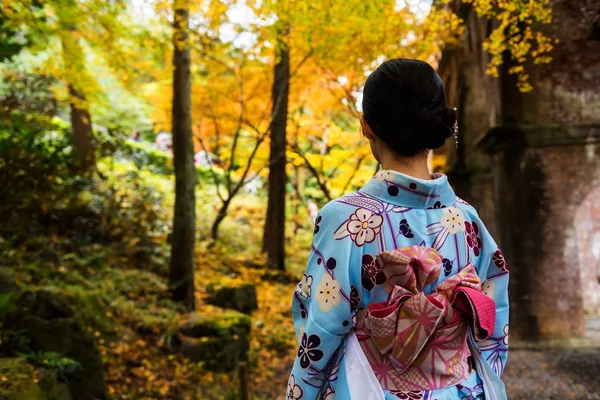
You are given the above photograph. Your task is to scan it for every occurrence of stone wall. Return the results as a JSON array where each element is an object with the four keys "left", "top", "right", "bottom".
[
  {"left": 446, "top": 0, "right": 600, "bottom": 340},
  {"left": 481, "top": 124, "right": 600, "bottom": 340}
]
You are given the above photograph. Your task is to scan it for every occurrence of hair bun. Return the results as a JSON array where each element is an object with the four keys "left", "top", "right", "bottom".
[
  {"left": 439, "top": 107, "right": 457, "bottom": 133},
  {"left": 420, "top": 106, "right": 456, "bottom": 150}
]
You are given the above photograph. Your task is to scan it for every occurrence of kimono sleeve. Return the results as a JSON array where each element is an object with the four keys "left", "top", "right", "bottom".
[
  {"left": 477, "top": 245, "right": 509, "bottom": 377},
  {"left": 287, "top": 204, "right": 357, "bottom": 399}
]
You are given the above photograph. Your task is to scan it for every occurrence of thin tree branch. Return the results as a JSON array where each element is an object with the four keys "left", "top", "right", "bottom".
[
  {"left": 316, "top": 121, "right": 334, "bottom": 177},
  {"left": 291, "top": 165, "right": 305, "bottom": 204},
  {"left": 290, "top": 48, "right": 314, "bottom": 79},
  {"left": 195, "top": 133, "right": 226, "bottom": 203},
  {"left": 340, "top": 155, "right": 366, "bottom": 195},
  {"left": 227, "top": 59, "right": 246, "bottom": 193},
  {"left": 326, "top": 84, "right": 361, "bottom": 119},
  {"left": 290, "top": 144, "right": 332, "bottom": 201},
  {"left": 231, "top": 121, "right": 287, "bottom": 193},
  {"left": 204, "top": 103, "right": 222, "bottom": 157},
  {"left": 236, "top": 150, "right": 284, "bottom": 196},
  {"left": 230, "top": 128, "right": 269, "bottom": 197}
]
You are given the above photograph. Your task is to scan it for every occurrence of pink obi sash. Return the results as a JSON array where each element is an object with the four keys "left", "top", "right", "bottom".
[{"left": 354, "top": 246, "right": 496, "bottom": 392}]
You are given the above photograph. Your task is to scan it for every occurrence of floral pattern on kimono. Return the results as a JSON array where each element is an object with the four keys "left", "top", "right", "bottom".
[{"left": 288, "top": 170, "right": 509, "bottom": 400}]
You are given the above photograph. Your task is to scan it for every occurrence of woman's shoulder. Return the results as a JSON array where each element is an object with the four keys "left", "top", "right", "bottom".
[
  {"left": 313, "top": 193, "right": 368, "bottom": 237},
  {"left": 453, "top": 197, "right": 500, "bottom": 261},
  {"left": 317, "top": 193, "right": 363, "bottom": 218},
  {"left": 454, "top": 196, "right": 478, "bottom": 216},
  {"left": 454, "top": 197, "right": 489, "bottom": 231}
]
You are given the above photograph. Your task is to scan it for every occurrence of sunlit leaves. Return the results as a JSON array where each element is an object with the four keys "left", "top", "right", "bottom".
[
  {"left": 2, "top": 0, "right": 154, "bottom": 108},
  {"left": 466, "top": 0, "right": 556, "bottom": 92}
]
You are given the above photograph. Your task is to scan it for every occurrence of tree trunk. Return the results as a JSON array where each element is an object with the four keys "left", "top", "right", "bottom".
[
  {"left": 238, "top": 361, "right": 249, "bottom": 400},
  {"left": 292, "top": 166, "right": 304, "bottom": 235},
  {"left": 68, "top": 85, "right": 94, "bottom": 170},
  {"left": 59, "top": 21, "right": 94, "bottom": 171},
  {"left": 262, "top": 37, "right": 290, "bottom": 271},
  {"left": 169, "top": 0, "right": 196, "bottom": 310}
]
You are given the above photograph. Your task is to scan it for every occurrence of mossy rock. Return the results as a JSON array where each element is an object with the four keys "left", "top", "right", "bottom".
[
  {"left": 0, "top": 268, "right": 18, "bottom": 294},
  {"left": 178, "top": 310, "right": 251, "bottom": 372},
  {"left": 205, "top": 281, "right": 257, "bottom": 314},
  {"left": 34, "top": 368, "right": 70, "bottom": 400},
  {"left": 0, "top": 358, "right": 43, "bottom": 400},
  {"left": 62, "top": 287, "right": 115, "bottom": 336},
  {"left": 37, "top": 369, "right": 60, "bottom": 400},
  {"left": 110, "top": 269, "right": 168, "bottom": 297},
  {"left": 2, "top": 290, "right": 106, "bottom": 400}
]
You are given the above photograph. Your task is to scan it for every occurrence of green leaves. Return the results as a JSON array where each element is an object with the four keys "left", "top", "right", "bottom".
[{"left": 25, "top": 352, "right": 83, "bottom": 382}]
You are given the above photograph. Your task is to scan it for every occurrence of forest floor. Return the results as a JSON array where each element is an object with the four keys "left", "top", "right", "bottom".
[{"left": 504, "top": 317, "right": 600, "bottom": 400}]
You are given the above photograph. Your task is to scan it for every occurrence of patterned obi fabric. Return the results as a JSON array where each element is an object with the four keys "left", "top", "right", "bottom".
[{"left": 354, "top": 246, "right": 496, "bottom": 392}]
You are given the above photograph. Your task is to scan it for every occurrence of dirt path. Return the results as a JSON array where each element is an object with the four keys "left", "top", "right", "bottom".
[{"left": 504, "top": 318, "right": 600, "bottom": 399}]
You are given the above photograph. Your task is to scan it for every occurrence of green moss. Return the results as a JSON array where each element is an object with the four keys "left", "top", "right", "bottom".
[
  {"left": 36, "top": 369, "right": 60, "bottom": 400},
  {"left": 109, "top": 269, "right": 168, "bottom": 297},
  {"left": 0, "top": 358, "right": 44, "bottom": 400},
  {"left": 178, "top": 310, "right": 251, "bottom": 372},
  {"left": 61, "top": 287, "right": 115, "bottom": 335},
  {"left": 109, "top": 296, "right": 178, "bottom": 334},
  {"left": 0, "top": 268, "right": 18, "bottom": 294},
  {"left": 180, "top": 310, "right": 251, "bottom": 337},
  {"left": 26, "top": 352, "right": 82, "bottom": 384}
]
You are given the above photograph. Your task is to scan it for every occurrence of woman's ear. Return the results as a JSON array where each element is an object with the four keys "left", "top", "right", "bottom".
[{"left": 360, "top": 115, "right": 377, "bottom": 141}]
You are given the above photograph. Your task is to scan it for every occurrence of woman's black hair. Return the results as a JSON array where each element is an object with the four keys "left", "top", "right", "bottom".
[{"left": 362, "top": 58, "right": 456, "bottom": 157}]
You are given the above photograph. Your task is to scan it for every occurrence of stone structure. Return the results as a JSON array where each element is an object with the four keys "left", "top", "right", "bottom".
[
  {"left": 175, "top": 310, "right": 251, "bottom": 372},
  {"left": 479, "top": 124, "right": 600, "bottom": 339},
  {"left": 575, "top": 187, "right": 600, "bottom": 315},
  {"left": 441, "top": 0, "right": 600, "bottom": 339}
]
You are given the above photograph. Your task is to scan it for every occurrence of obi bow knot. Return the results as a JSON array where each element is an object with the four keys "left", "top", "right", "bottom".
[{"left": 354, "top": 246, "right": 496, "bottom": 392}]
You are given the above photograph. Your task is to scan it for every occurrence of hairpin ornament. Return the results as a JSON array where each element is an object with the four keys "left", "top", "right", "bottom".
[{"left": 452, "top": 107, "right": 459, "bottom": 149}]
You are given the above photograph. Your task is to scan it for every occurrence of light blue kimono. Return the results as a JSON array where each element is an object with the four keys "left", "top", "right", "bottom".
[{"left": 287, "top": 170, "right": 509, "bottom": 400}]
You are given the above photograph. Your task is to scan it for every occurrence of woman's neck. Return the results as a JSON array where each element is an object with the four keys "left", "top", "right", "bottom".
[{"left": 380, "top": 152, "right": 432, "bottom": 180}]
